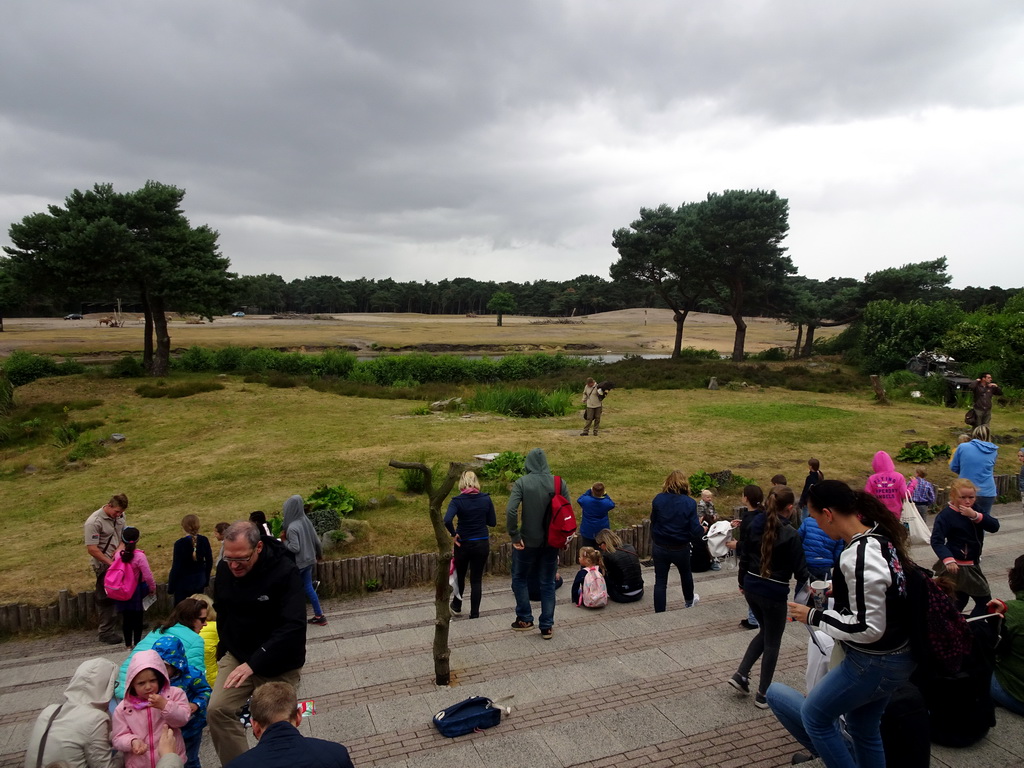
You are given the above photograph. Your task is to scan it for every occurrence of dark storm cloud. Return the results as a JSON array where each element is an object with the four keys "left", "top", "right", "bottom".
[{"left": 2, "top": 0, "right": 1023, "bottom": 283}]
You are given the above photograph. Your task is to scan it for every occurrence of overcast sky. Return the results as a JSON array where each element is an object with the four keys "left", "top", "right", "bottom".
[{"left": 2, "top": 1, "right": 1023, "bottom": 290}]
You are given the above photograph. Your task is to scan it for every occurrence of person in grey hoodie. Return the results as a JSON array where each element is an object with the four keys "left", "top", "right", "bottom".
[
  {"left": 507, "top": 448, "right": 568, "bottom": 639},
  {"left": 281, "top": 495, "right": 326, "bottom": 626},
  {"left": 24, "top": 657, "right": 122, "bottom": 768}
]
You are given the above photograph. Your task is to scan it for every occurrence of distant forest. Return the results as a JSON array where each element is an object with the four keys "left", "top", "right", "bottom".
[{"left": 51, "top": 272, "right": 1020, "bottom": 320}]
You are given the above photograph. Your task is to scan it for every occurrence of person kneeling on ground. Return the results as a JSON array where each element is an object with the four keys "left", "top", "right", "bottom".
[
  {"left": 595, "top": 529, "right": 644, "bottom": 603},
  {"left": 224, "top": 682, "right": 353, "bottom": 768}
]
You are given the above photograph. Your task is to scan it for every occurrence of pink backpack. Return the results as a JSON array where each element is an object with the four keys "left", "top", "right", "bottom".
[
  {"left": 103, "top": 556, "right": 139, "bottom": 601},
  {"left": 578, "top": 566, "right": 608, "bottom": 608}
]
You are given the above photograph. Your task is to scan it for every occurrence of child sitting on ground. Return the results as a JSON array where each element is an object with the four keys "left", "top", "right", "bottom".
[
  {"left": 572, "top": 547, "right": 608, "bottom": 608},
  {"left": 112, "top": 650, "right": 190, "bottom": 768}
]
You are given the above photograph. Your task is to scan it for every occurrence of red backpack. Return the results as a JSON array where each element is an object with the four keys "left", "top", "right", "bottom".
[{"left": 546, "top": 475, "right": 577, "bottom": 549}]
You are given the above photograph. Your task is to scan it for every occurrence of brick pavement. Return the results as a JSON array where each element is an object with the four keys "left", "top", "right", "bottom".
[{"left": 2, "top": 505, "right": 1023, "bottom": 767}]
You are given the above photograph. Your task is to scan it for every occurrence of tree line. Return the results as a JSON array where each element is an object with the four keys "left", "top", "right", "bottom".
[{"left": 1, "top": 182, "right": 1019, "bottom": 376}]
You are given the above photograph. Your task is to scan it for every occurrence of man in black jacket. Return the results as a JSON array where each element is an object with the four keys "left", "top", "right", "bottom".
[
  {"left": 225, "top": 682, "right": 353, "bottom": 768},
  {"left": 208, "top": 522, "right": 307, "bottom": 765}
]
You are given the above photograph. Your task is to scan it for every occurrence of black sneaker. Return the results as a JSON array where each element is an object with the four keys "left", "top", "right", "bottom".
[
  {"left": 450, "top": 601, "right": 462, "bottom": 614},
  {"left": 511, "top": 619, "right": 534, "bottom": 631},
  {"left": 540, "top": 628, "right": 553, "bottom": 639},
  {"left": 739, "top": 619, "right": 758, "bottom": 630},
  {"left": 728, "top": 673, "right": 750, "bottom": 695},
  {"left": 791, "top": 752, "right": 815, "bottom": 764},
  {"left": 308, "top": 615, "right": 328, "bottom": 626},
  {"left": 754, "top": 693, "right": 769, "bottom": 709}
]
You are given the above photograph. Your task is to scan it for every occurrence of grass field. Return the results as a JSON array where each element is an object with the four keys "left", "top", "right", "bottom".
[
  {"left": 0, "top": 308, "right": 838, "bottom": 358},
  {"left": 1, "top": 310, "right": 1021, "bottom": 606}
]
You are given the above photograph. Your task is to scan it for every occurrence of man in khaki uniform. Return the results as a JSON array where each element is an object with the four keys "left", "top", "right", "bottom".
[
  {"left": 84, "top": 493, "right": 128, "bottom": 643},
  {"left": 580, "top": 378, "right": 604, "bottom": 436}
]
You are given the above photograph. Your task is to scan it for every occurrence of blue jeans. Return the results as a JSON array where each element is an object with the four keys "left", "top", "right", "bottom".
[
  {"left": 511, "top": 546, "right": 559, "bottom": 630},
  {"left": 991, "top": 674, "right": 1024, "bottom": 716},
  {"left": 767, "top": 646, "right": 915, "bottom": 768},
  {"left": 184, "top": 730, "right": 202, "bottom": 768},
  {"left": 652, "top": 543, "right": 695, "bottom": 612},
  {"left": 300, "top": 565, "right": 323, "bottom": 617}
]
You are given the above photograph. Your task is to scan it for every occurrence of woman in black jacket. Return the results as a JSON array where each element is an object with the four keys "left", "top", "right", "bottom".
[
  {"left": 167, "top": 514, "right": 213, "bottom": 607},
  {"left": 444, "top": 470, "right": 496, "bottom": 618},
  {"left": 595, "top": 529, "right": 644, "bottom": 603},
  {"left": 728, "top": 486, "right": 808, "bottom": 708}
]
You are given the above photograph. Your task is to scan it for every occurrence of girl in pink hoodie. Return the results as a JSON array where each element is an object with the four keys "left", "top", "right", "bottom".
[
  {"left": 864, "top": 451, "right": 906, "bottom": 519},
  {"left": 112, "top": 649, "right": 190, "bottom": 768}
]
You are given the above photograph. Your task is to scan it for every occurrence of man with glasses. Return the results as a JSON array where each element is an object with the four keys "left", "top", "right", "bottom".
[
  {"left": 83, "top": 493, "right": 128, "bottom": 644},
  {"left": 208, "top": 521, "right": 306, "bottom": 765}
]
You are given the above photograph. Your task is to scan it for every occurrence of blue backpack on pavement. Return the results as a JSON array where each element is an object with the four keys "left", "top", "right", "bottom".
[{"left": 432, "top": 696, "right": 502, "bottom": 737}]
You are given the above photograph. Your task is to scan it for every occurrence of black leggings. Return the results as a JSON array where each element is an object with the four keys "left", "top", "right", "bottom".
[
  {"left": 452, "top": 539, "right": 489, "bottom": 617},
  {"left": 122, "top": 609, "right": 144, "bottom": 648},
  {"left": 736, "top": 591, "right": 788, "bottom": 695}
]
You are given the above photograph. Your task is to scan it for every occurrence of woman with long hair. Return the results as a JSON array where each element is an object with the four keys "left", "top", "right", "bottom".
[
  {"left": 930, "top": 478, "right": 1000, "bottom": 614},
  {"left": 728, "top": 484, "right": 766, "bottom": 630},
  {"left": 114, "top": 597, "right": 209, "bottom": 700},
  {"left": 766, "top": 480, "right": 916, "bottom": 768},
  {"left": 595, "top": 528, "right": 644, "bottom": 603},
  {"left": 728, "top": 486, "right": 808, "bottom": 708},
  {"left": 444, "top": 470, "right": 496, "bottom": 618},
  {"left": 167, "top": 514, "right": 213, "bottom": 607},
  {"left": 650, "top": 470, "right": 705, "bottom": 611}
]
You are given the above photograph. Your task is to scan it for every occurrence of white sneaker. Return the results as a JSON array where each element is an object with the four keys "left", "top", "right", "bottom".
[{"left": 686, "top": 593, "right": 700, "bottom": 608}]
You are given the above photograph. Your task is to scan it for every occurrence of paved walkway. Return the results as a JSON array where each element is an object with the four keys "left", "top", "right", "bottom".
[{"left": 2, "top": 506, "right": 1023, "bottom": 767}]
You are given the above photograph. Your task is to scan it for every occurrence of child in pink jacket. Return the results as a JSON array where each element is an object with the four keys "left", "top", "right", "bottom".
[
  {"left": 864, "top": 451, "right": 906, "bottom": 519},
  {"left": 112, "top": 649, "right": 190, "bottom": 768},
  {"left": 114, "top": 526, "right": 157, "bottom": 650}
]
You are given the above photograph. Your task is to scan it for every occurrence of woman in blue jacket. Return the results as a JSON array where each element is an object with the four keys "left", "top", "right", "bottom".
[
  {"left": 444, "top": 470, "right": 496, "bottom": 618},
  {"left": 950, "top": 425, "right": 999, "bottom": 517},
  {"left": 650, "top": 470, "right": 706, "bottom": 612},
  {"left": 577, "top": 482, "right": 615, "bottom": 549}
]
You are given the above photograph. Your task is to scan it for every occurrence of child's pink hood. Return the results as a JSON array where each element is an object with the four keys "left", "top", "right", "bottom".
[{"left": 124, "top": 649, "right": 169, "bottom": 710}]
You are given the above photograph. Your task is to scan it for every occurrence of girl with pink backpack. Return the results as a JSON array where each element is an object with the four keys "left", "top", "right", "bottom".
[
  {"left": 572, "top": 547, "right": 608, "bottom": 608},
  {"left": 109, "top": 526, "right": 156, "bottom": 649}
]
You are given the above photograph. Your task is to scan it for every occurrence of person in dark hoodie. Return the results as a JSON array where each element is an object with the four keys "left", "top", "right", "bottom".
[
  {"left": 950, "top": 425, "right": 999, "bottom": 518},
  {"left": 728, "top": 486, "right": 808, "bottom": 709},
  {"left": 224, "top": 682, "right": 353, "bottom": 768},
  {"left": 650, "top": 470, "right": 706, "bottom": 611},
  {"left": 444, "top": 470, "right": 496, "bottom": 619},
  {"left": 208, "top": 521, "right": 306, "bottom": 766},
  {"left": 507, "top": 448, "right": 568, "bottom": 639},
  {"left": 281, "top": 495, "right": 326, "bottom": 626},
  {"left": 153, "top": 634, "right": 211, "bottom": 768}
]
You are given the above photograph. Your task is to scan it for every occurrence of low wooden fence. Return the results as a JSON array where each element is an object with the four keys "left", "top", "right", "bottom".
[{"left": 2, "top": 474, "right": 1018, "bottom": 636}]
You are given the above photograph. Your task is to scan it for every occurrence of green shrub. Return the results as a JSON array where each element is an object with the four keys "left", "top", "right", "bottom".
[
  {"left": 307, "top": 507, "right": 342, "bottom": 536},
  {"left": 239, "top": 348, "right": 286, "bottom": 374},
  {"left": 67, "top": 436, "right": 109, "bottom": 463},
  {"left": 0, "top": 376, "right": 13, "bottom": 416},
  {"left": 109, "top": 356, "right": 146, "bottom": 378},
  {"left": 212, "top": 346, "right": 246, "bottom": 371},
  {"left": 398, "top": 463, "right": 440, "bottom": 494},
  {"left": 479, "top": 451, "right": 527, "bottom": 483},
  {"left": 894, "top": 443, "right": 952, "bottom": 463},
  {"left": 411, "top": 405, "right": 432, "bottom": 415},
  {"left": 53, "top": 422, "right": 81, "bottom": 447},
  {"left": 176, "top": 346, "right": 217, "bottom": 372},
  {"left": 136, "top": 381, "right": 226, "bottom": 399},
  {"left": 307, "top": 484, "right": 358, "bottom": 517},
  {"left": 2, "top": 351, "right": 63, "bottom": 386},
  {"left": 675, "top": 347, "right": 721, "bottom": 362},
  {"left": 312, "top": 349, "right": 356, "bottom": 378},
  {"left": 468, "top": 385, "right": 575, "bottom": 417},
  {"left": 748, "top": 347, "right": 788, "bottom": 362}
]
